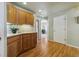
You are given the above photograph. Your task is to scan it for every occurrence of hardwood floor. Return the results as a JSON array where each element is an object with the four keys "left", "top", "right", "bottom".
[{"left": 19, "top": 39, "right": 79, "bottom": 57}]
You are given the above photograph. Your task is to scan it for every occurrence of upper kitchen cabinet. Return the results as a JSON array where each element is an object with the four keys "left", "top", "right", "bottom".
[
  {"left": 26, "top": 12, "right": 34, "bottom": 25},
  {"left": 7, "top": 3, "right": 34, "bottom": 25},
  {"left": 17, "top": 9, "right": 26, "bottom": 25},
  {"left": 7, "top": 3, "right": 17, "bottom": 24}
]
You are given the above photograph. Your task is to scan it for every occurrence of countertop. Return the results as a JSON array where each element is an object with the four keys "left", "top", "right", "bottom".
[{"left": 7, "top": 32, "right": 37, "bottom": 38}]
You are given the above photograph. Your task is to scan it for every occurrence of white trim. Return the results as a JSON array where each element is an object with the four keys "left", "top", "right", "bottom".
[
  {"left": 4, "top": 3, "right": 7, "bottom": 57},
  {"left": 66, "top": 43, "right": 79, "bottom": 49},
  {"left": 49, "top": 40, "right": 79, "bottom": 49},
  {"left": 33, "top": 14, "right": 36, "bottom": 30},
  {"left": 47, "top": 19, "right": 49, "bottom": 40},
  {"left": 48, "top": 39, "right": 54, "bottom": 42},
  {"left": 49, "top": 39, "right": 65, "bottom": 45},
  {"left": 0, "top": 3, "right": 7, "bottom": 57}
]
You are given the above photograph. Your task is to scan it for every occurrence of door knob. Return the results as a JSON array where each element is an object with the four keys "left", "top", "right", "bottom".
[{"left": 0, "top": 37, "right": 1, "bottom": 40}]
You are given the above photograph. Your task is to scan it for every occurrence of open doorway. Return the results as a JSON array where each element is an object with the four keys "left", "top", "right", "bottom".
[
  {"left": 41, "top": 20, "right": 48, "bottom": 40},
  {"left": 35, "top": 18, "right": 48, "bottom": 40}
]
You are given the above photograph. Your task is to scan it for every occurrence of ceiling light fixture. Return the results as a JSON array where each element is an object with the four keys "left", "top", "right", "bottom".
[
  {"left": 39, "top": 10, "right": 42, "bottom": 12},
  {"left": 23, "top": 2, "right": 27, "bottom": 5}
]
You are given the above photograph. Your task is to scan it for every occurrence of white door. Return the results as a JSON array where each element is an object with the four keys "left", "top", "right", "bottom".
[{"left": 53, "top": 15, "right": 66, "bottom": 44}]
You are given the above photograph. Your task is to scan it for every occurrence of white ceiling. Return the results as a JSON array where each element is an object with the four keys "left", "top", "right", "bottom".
[
  {"left": 15, "top": 2, "right": 79, "bottom": 17},
  {"left": 25, "top": 2, "right": 79, "bottom": 17}
]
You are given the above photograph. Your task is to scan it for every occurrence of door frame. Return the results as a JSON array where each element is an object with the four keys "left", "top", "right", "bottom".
[
  {"left": 35, "top": 19, "right": 40, "bottom": 39},
  {"left": 0, "top": 3, "right": 7, "bottom": 57}
]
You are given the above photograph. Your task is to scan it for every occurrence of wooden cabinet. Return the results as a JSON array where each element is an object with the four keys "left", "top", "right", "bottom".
[
  {"left": 17, "top": 9, "right": 34, "bottom": 25},
  {"left": 22, "top": 34, "right": 31, "bottom": 51},
  {"left": 32, "top": 33, "right": 37, "bottom": 47},
  {"left": 17, "top": 35, "right": 22, "bottom": 55},
  {"left": 7, "top": 3, "right": 34, "bottom": 25},
  {"left": 7, "top": 36, "right": 17, "bottom": 57},
  {"left": 7, "top": 39, "right": 17, "bottom": 57},
  {"left": 7, "top": 35, "right": 22, "bottom": 57},
  {"left": 22, "top": 33, "right": 34, "bottom": 51},
  {"left": 17, "top": 9, "right": 26, "bottom": 25},
  {"left": 7, "top": 3, "right": 17, "bottom": 24},
  {"left": 7, "top": 33, "right": 37, "bottom": 57},
  {"left": 26, "top": 13, "right": 34, "bottom": 25},
  {"left": 22, "top": 33, "right": 37, "bottom": 51}
]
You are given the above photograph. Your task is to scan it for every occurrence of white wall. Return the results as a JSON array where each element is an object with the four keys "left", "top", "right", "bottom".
[
  {"left": 51, "top": 6, "right": 79, "bottom": 47},
  {"left": 48, "top": 16, "right": 53, "bottom": 40},
  {"left": 0, "top": 3, "right": 7, "bottom": 57},
  {"left": 48, "top": 9, "right": 68, "bottom": 40},
  {"left": 48, "top": 6, "right": 79, "bottom": 47},
  {"left": 66, "top": 6, "right": 79, "bottom": 47}
]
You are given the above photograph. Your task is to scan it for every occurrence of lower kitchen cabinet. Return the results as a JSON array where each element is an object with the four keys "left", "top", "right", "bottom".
[
  {"left": 7, "top": 35, "right": 22, "bottom": 57},
  {"left": 17, "top": 35, "right": 22, "bottom": 55},
  {"left": 7, "top": 39, "right": 17, "bottom": 57},
  {"left": 22, "top": 33, "right": 37, "bottom": 52},
  {"left": 32, "top": 33, "right": 37, "bottom": 47},
  {"left": 22, "top": 34, "right": 30, "bottom": 51},
  {"left": 7, "top": 33, "right": 37, "bottom": 57}
]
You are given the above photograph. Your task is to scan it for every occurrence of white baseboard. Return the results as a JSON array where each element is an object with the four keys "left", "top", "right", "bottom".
[
  {"left": 66, "top": 44, "right": 79, "bottom": 49},
  {"left": 48, "top": 40, "right": 79, "bottom": 49}
]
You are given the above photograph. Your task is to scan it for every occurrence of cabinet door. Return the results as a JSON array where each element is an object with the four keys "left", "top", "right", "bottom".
[
  {"left": 22, "top": 34, "right": 30, "bottom": 51},
  {"left": 7, "top": 35, "right": 22, "bottom": 57},
  {"left": 7, "top": 40, "right": 17, "bottom": 57},
  {"left": 17, "top": 9, "right": 26, "bottom": 25},
  {"left": 7, "top": 3, "right": 17, "bottom": 24},
  {"left": 26, "top": 13, "right": 34, "bottom": 25},
  {"left": 28, "top": 34, "right": 32, "bottom": 49},
  {"left": 30, "top": 14, "right": 34, "bottom": 25},
  {"left": 17, "top": 35, "right": 22, "bottom": 55},
  {"left": 32, "top": 33, "right": 37, "bottom": 47}
]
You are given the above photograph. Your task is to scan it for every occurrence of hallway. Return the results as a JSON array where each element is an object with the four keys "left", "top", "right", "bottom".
[{"left": 19, "top": 39, "right": 79, "bottom": 57}]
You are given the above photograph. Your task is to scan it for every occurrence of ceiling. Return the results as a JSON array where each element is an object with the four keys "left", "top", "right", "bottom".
[{"left": 12, "top": 2, "right": 79, "bottom": 17}]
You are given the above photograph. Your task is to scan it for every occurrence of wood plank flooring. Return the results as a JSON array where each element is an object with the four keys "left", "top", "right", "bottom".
[{"left": 19, "top": 39, "right": 79, "bottom": 57}]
